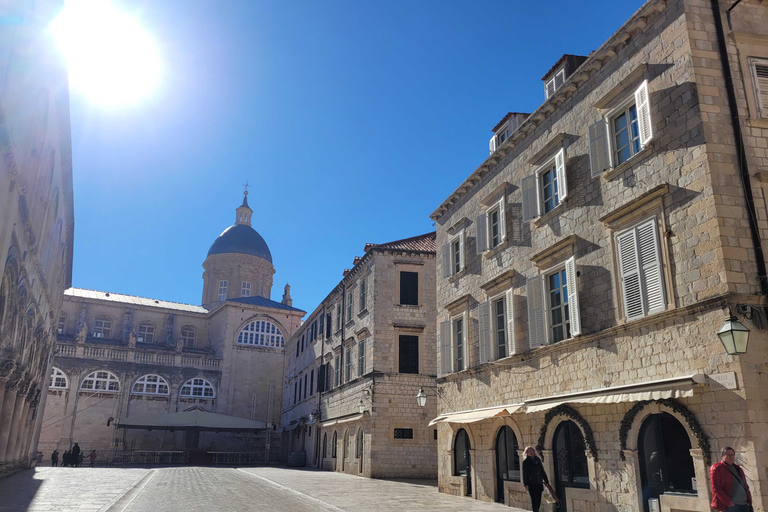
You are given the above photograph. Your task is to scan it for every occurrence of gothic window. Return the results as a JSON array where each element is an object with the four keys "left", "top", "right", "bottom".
[
  {"left": 237, "top": 319, "right": 285, "bottom": 347},
  {"left": 495, "top": 426, "right": 520, "bottom": 502},
  {"left": 454, "top": 428, "right": 471, "bottom": 477},
  {"left": 180, "top": 378, "right": 215, "bottom": 398},
  {"left": 49, "top": 367, "right": 68, "bottom": 389},
  {"left": 132, "top": 374, "right": 170, "bottom": 395},
  {"left": 81, "top": 370, "right": 120, "bottom": 392},
  {"left": 356, "top": 428, "right": 363, "bottom": 459},
  {"left": 181, "top": 326, "right": 196, "bottom": 348},
  {"left": 138, "top": 322, "right": 155, "bottom": 343},
  {"left": 332, "top": 431, "right": 337, "bottom": 458},
  {"left": 322, "top": 433, "right": 327, "bottom": 458},
  {"left": 553, "top": 420, "right": 589, "bottom": 490},
  {"left": 93, "top": 317, "right": 112, "bottom": 339}
]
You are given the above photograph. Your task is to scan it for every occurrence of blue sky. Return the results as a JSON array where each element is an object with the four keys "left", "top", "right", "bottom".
[{"left": 68, "top": 0, "right": 643, "bottom": 312}]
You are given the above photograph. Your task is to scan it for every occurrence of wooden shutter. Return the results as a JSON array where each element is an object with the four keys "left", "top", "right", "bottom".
[
  {"left": 506, "top": 288, "right": 516, "bottom": 356},
  {"left": 522, "top": 175, "right": 538, "bottom": 222},
  {"left": 635, "top": 79, "right": 652, "bottom": 146},
  {"left": 554, "top": 69, "right": 566, "bottom": 90},
  {"left": 753, "top": 60, "right": 768, "bottom": 117},
  {"left": 555, "top": 148, "right": 567, "bottom": 201},
  {"left": 476, "top": 214, "right": 488, "bottom": 254},
  {"left": 326, "top": 313, "right": 332, "bottom": 338},
  {"left": 458, "top": 231, "right": 465, "bottom": 271},
  {"left": 498, "top": 197, "right": 507, "bottom": 242},
  {"left": 441, "top": 243, "right": 451, "bottom": 278},
  {"left": 439, "top": 320, "right": 452, "bottom": 375},
  {"left": 527, "top": 276, "right": 546, "bottom": 348},
  {"left": 617, "top": 229, "right": 644, "bottom": 321},
  {"left": 588, "top": 120, "right": 609, "bottom": 177},
  {"left": 545, "top": 78, "right": 556, "bottom": 99},
  {"left": 478, "top": 301, "right": 491, "bottom": 364},
  {"left": 637, "top": 219, "right": 665, "bottom": 316},
  {"left": 565, "top": 256, "right": 581, "bottom": 336},
  {"left": 317, "top": 365, "right": 326, "bottom": 393},
  {"left": 489, "top": 135, "right": 497, "bottom": 154},
  {"left": 398, "top": 335, "right": 419, "bottom": 374}
]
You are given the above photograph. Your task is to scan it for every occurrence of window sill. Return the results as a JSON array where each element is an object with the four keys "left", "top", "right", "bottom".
[
  {"left": 601, "top": 143, "right": 654, "bottom": 182},
  {"left": 532, "top": 203, "right": 567, "bottom": 228},
  {"left": 447, "top": 267, "right": 467, "bottom": 283},
  {"left": 345, "top": 320, "right": 355, "bottom": 328},
  {"left": 747, "top": 117, "right": 768, "bottom": 129},
  {"left": 484, "top": 239, "right": 510, "bottom": 258},
  {"left": 396, "top": 303, "right": 421, "bottom": 308},
  {"left": 357, "top": 309, "right": 369, "bottom": 319}
]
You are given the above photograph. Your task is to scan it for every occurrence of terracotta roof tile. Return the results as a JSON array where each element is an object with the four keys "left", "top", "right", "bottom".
[{"left": 368, "top": 231, "right": 436, "bottom": 253}]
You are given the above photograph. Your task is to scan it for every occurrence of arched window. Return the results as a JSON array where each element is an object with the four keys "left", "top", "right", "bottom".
[
  {"left": 180, "top": 378, "right": 215, "bottom": 398},
  {"left": 553, "top": 421, "right": 589, "bottom": 490},
  {"left": 132, "top": 374, "right": 170, "bottom": 395},
  {"left": 638, "top": 413, "right": 696, "bottom": 509},
  {"left": 237, "top": 320, "right": 285, "bottom": 347},
  {"left": 181, "top": 326, "right": 196, "bottom": 348},
  {"left": 138, "top": 322, "right": 155, "bottom": 343},
  {"left": 49, "top": 367, "right": 68, "bottom": 389},
  {"left": 322, "top": 433, "right": 328, "bottom": 458},
  {"left": 454, "top": 428, "right": 471, "bottom": 476},
  {"left": 355, "top": 427, "right": 363, "bottom": 459},
  {"left": 332, "top": 431, "right": 337, "bottom": 458},
  {"left": 81, "top": 370, "right": 120, "bottom": 392},
  {"left": 93, "top": 317, "right": 112, "bottom": 339},
  {"left": 495, "top": 425, "right": 520, "bottom": 502}
]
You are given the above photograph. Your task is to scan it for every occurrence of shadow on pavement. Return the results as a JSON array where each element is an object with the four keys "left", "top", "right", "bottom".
[{"left": 0, "top": 468, "right": 42, "bottom": 512}]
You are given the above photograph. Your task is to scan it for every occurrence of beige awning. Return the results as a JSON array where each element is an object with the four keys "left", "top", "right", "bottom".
[
  {"left": 429, "top": 404, "right": 523, "bottom": 426},
  {"left": 320, "top": 413, "right": 364, "bottom": 428},
  {"left": 117, "top": 410, "right": 267, "bottom": 431},
  {"left": 523, "top": 374, "right": 707, "bottom": 413}
]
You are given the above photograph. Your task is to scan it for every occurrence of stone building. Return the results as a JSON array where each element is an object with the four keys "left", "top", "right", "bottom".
[
  {"left": 39, "top": 194, "right": 304, "bottom": 463},
  {"left": 429, "top": 1, "right": 768, "bottom": 511},
  {"left": 281, "top": 232, "right": 438, "bottom": 478},
  {"left": 0, "top": 0, "right": 75, "bottom": 473}
]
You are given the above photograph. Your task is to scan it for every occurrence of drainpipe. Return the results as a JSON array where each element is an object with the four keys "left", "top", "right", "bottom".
[{"left": 710, "top": 0, "right": 768, "bottom": 296}]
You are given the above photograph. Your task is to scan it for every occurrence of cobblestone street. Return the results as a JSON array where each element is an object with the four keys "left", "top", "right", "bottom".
[{"left": 0, "top": 466, "right": 525, "bottom": 512}]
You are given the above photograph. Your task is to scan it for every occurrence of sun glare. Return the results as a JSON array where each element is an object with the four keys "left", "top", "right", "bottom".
[{"left": 50, "top": 0, "right": 161, "bottom": 106}]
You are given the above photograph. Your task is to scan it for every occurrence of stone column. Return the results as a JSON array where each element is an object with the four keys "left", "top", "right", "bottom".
[
  {"left": 0, "top": 382, "right": 20, "bottom": 465},
  {"left": 23, "top": 392, "right": 42, "bottom": 468},
  {"left": 10, "top": 398, "right": 31, "bottom": 463},
  {"left": 26, "top": 350, "right": 54, "bottom": 466},
  {"left": 3, "top": 389, "right": 26, "bottom": 465}
]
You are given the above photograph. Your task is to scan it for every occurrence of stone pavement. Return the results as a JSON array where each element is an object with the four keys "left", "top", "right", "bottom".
[{"left": 0, "top": 465, "right": 527, "bottom": 512}]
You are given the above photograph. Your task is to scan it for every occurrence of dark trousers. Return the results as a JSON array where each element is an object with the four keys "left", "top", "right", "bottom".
[
  {"left": 528, "top": 483, "right": 544, "bottom": 512},
  {"left": 726, "top": 505, "right": 751, "bottom": 512}
]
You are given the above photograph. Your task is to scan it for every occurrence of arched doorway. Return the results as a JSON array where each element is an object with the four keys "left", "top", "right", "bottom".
[
  {"left": 342, "top": 429, "right": 349, "bottom": 471},
  {"left": 553, "top": 420, "right": 589, "bottom": 510},
  {"left": 454, "top": 428, "right": 472, "bottom": 496},
  {"left": 356, "top": 427, "right": 363, "bottom": 473},
  {"left": 495, "top": 425, "right": 520, "bottom": 503},
  {"left": 638, "top": 413, "right": 696, "bottom": 511}
]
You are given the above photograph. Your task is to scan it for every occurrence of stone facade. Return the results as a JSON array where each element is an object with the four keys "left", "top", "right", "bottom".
[
  {"left": 281, "top": 232, "right": 439, "bottom": 478},
  {"left": 0, "top": 0, "right": 75, "bottom": 474},
  {"left": 430, "top": 1, "right": 768, "bottom": 512}
]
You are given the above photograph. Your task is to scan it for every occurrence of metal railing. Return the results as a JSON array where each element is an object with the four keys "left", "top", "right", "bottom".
[
  {"left": 209, "top": 452, "right": 264, "bottom": 465},
  {"left": 110, "top": 450, "right": 188, "bottom": 465}
]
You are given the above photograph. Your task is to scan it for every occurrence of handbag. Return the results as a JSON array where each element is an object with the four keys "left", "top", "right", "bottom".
[{"left": 543, "top": 485, "right": 557, "bottom": 504}]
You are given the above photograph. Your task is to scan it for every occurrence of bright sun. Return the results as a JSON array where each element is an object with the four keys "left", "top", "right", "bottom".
[{"left": 51, "top": 0, "right": 161, "bottom": 106}]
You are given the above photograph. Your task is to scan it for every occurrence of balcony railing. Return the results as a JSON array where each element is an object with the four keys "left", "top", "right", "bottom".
[{"left": 56, "top": 342, "right": 221, "bottom": 370}]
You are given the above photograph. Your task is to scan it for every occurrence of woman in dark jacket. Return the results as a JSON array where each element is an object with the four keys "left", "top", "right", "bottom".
[{"left": 523, "top": 446, "right": 558, "bottom": 512}]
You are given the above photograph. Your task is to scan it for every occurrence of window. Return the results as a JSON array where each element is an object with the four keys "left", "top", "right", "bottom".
[
  {"left": 439, "top": 313, "right": 468, "bottom": 375},
  {"left": 303, "top": 374, "right": 308, "bottom": 400},
  {"left": 138, "top": 323, "right": 155, "bottom": 343},
  {"left": 334, "top": 355, "right": 340, "bottom": 387},
  {"left": 545, "top": 68, "right": 566, "bottom": 99},
  {"left": 479, "top": 290, "right": 515, "bottom": 364},
  {"left": 441, "top": 232, "right": 465, "bottom": 277},
  {"left": 336, "top": 304, "right": 342, "bottom": 331},
  {"left": 181, "top": 326, "right": 196, "bottom": 348},
  {"left": 293, "top": 381, "right": 298, "bottom": 404},
  {"left": 49, "top": 367, "right": 68, "bottom": 389},
  {"left": 553, "top": 421, "right": 589, "bottom": 489},
  {"left": 454, "top": 429, "right": 471, "bottom": 477},
  {"left": 750, "top": 58, "right": 768, "bottom": 118},
  {"left": 398, "top": 335, "right": 419, "bottom": 374},
  {"left": 57, "top": 313, "right": 66, "bottom": 334},
  {"left": 318, "top": 314, "right": 324, "bottom": 339},
  {"left": 309, "top": 369, "right": 314, "bottom": 395},
  {"left": 356, "top": 428, "right": 363, "bottom": 459},
  {"left": 495, "top": 426, "right": 520, "bottom": 502},
  {"left": 617, "top": 219, "right": 666, "bottom": 321},
  {"left": 218, "top": 280, "right": 227, "bottom": 301},
  {"left": 399, "top": 272, "right": 419, "bottom": 305},
  {"left": 241, "top": 281, "right": 251, "bottom": 297},
  {"left": 347, "top": 292, "right": 353, "bottom": 320},
  {"left": 359, "top": 280, "right": 366, "bottom": 311},
  {"left": 237, "top": 320, "right": 285, "bottom": 347},
  {"left": 358, "top": 340, "right": 366, "bottom": 377},
  {"left": 180, "top": 378, "right": 215, "bottom": 398},
  {"left": 322, "top": 433, "right": 328, "bottom": 458},
  {"left": 326, "top": 313, "right": 332, "bottom": 338},
  {"left": 332, "top": 431, "right": 337, "bottom": 458},
  {"left": 547, "top": 269, "right": 570, "bottom": 343},
  {"left": 527, "top": 256, "right": 581, "bottom": 349},
  {"left": 81, "top": 370, "right": 120, "bottom": 392},
  {"left": 345, "top": 347, "right": 352, "bottom": 382},
  {"left": 93, "top": 317, "right": 112, "bottom": 339},
  {"left": 477, "top": 198, "right": 507, "bottom": 253},
  {"left": 489, "top": 117, "right": 521, "bottom": 154},
  {"left": 394, "top": 428, "right": 413, "bottom": 439},
  {"left": 132, "top": 374, "right": 170, "bottom": 395},
  {"left": 589, "top": 80, "right": 652, "bottom": 175},
  {"left": 522, "top": 149, "right": 567, "bottom": 222}
]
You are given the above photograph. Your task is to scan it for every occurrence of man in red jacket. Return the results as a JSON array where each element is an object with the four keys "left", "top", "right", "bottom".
[{"left": 711, "top": 447, "right": 752, "bottom": 512}]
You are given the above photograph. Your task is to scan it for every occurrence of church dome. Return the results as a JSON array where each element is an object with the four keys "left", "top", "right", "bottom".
[{"left": 207, "top": 224, "right": 272, "bottom": 263}]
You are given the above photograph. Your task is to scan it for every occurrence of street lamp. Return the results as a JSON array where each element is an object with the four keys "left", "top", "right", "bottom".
[
  {"left": 357, "top": 398, "right": 366, "bottom": 414},
  {"left": 718, "top": 312, "right": 750, "bottom": 355},
  {"left": 416, "top": 388, "right": 427, "bottom": 407}
]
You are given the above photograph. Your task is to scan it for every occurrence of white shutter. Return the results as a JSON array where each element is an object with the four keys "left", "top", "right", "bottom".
[
  {"left": 522, "top": 175, "right": 538, "bottom": 222},
  {"left": 555, "top": 148, "right": 567, "bottom": 201},
  {"left": 478, "top": 301, "right": 491, "bottom": 364},
  {"left": 476, "top": 214, "right": 488, "bottom": 254},
  {"left": 753, "top": 60, "right": 768, "bottom": 117},
  {"left": 637, "top": 219, "right": 665, "bottom": 315},
  {"left": 555, "top": 69, "right": 566, "bottom": 90},
  {"left": 498, "top": 197, "right": 507, "bottom": 242},
  {"left": 527, "top": 276, "right": 546, "bottom": 348},
  {"left": 439, "top": 321, "right": 452, "bottom": 375},
  {"left": 635, "top": 80, "right": 652, "bottom": 146},
  {"left": 617, "top": 229, "right": 644, "bottom": 321},
  {"left": 588, "top": 120, "right": 609, "bottom": 176},
  {"left": 505, "top": 288, "right": 516, "bottom": 356},
  {"left": 565, "top": 256, "right": 581, "bottom": 337},
  {"left": 458, "top": 231, "right": 465, "bottom": 271},
  {"left": 441, "top": 243, "right": 451, "bottom": 278},
  {"left": 545, "top": 78, "right": 556, "bottom": 99},
  {"left": 489, "top": 135, "right": 497, "bottom": 154}
]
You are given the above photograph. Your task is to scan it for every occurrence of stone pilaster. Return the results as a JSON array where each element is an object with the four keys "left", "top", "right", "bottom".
[{"left": 0, "top": 380, "right": 19, "bottom": 464}]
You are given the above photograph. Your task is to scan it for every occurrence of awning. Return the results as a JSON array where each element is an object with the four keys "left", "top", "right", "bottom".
[
  {"left": 117, "top": 410, "right": 267, "bottom": 432},
  {"left": 523, "top": 374, "right": 707, "bottom": 413},
  {"left": 320, "top": 413, "right": 364, "bottom": 428},
  {"left": 429, "top": 404, "right": 523, "bottom": 426},
  {"left": 278, "top": 422, "right": 300, "bottom": 433}
]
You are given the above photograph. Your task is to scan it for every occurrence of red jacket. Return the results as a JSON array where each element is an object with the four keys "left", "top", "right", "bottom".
[{"left": 710, "top": 461, "right": 752, "bottom": 511}]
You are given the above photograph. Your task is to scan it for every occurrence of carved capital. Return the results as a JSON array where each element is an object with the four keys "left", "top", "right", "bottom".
[
  {"left": 28, "top": 389, "right": 41, "bottom": 407},
  {"left": 0, "top": 359, "right": 16, "bottom": 378}
]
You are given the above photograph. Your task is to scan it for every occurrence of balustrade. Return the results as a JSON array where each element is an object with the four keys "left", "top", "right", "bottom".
[{"left": 56, "top": 342, "right": 221, "bottom": 369}]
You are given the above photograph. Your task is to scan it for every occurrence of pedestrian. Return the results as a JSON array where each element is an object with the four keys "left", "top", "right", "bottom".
[
  {"left": 88, "top": 450, "right": 97, "bottom": 467},
  {"left": 36, "top": 451, "right": 43, "bottom": 464},
  {"left": 523, "top": 446, "right": 558, "bottom": 512},
  {"left": 51, "top": 450, "right": 59, "bottom": 467},
  {"left": 71, "top": 442, "right": 81, "bottom": 465},
  {"left": 78, "top": 452, "right": 84, "bottom": 467},
  {"left": 711, "top": 446, "right": 752, "bottom": 512},
  {"left": 62, "top": 450, "right": 70, "bottom": 467}
]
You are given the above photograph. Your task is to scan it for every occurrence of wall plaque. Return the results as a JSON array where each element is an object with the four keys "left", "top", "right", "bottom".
[{"left": 708, "top": 372, "right": 738, "bottom": 390}]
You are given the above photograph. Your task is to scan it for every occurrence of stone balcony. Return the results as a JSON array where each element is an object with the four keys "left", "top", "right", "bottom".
[{"left": 55, "top": 342, "right": 221, "bottom": 369}]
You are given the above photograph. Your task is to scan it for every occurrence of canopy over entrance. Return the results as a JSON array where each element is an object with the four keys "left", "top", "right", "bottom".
[{"left": 116, "top": 410, "right": 267, "bottom": 432}]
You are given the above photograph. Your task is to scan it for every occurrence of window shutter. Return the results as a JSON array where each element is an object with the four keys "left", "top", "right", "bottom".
[
  {"left": 458, "top": 231, "right": 465, "bottom": 271},
  {"left": 565, "top": 256, "right": 581, "bottom": 336},
  {"left": 588, "top": 120, "right": 609, "bottom": 177},
  {"left": 617, "top": 229, "right": 644, "bottom": 321},
  {"left": 317, "top": 364, "right": 326, "bottom": 393},
  {"left": 555, "top": 148, "right": 567, "bottom": 201},
  {"left": 545, "top": 78, "right": 556, "bottom": 99},
  {"left": 554, "top": 69, "right": 566, "bottom": 90},
  {"left": 441, "top": 243, "right": 451, "bottom": 278},
  {"left": 635, "top": 79, "right": 653, "bottom": 146},
  {"left": 521, "top": 175, "right": 538, "bottom": 222},
  {"left": 526, "top": 276, "right": 546, "bottom": 348},
  {"left": 439, "top": 320, "right": 452, "bottom": 375},
  {"left": 637, "top": 219, "right": 665, "bottom": 316},
  {"left": 506, "top": 288, "right": 516, "bottom": 356},
  {"left": 489, "top": 135, "right": 497, "bottom": 154},
  {"left": 476, "top": 214, "right": 488, "bottom": 254},
  {"left": 326, "top": 313, "right": 332, "bottom": 338},
  {"left": 753, "top": 60, "right": 768, "bottom": 117},
  {"left": 478, "top": 301, "right": 491, "bottom": 364},
  {"left": 498, "top": 197, "right": 507, "bottom": 242}
]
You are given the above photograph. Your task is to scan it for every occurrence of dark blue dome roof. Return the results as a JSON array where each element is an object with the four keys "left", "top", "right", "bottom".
[{"left": 207, "top": 224, "right": 272, "bottom": 263}]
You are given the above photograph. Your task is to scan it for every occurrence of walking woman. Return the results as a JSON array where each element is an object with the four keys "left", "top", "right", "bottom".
[{"left": 523, "top": 446, "right": 558, "bottom": 512}]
